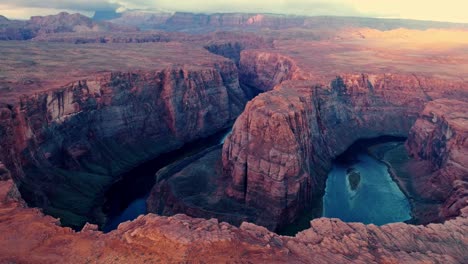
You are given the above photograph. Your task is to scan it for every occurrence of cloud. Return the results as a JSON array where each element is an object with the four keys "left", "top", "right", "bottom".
[
  {"left": 0, "top": 0, "right": 362, "bottom": 19},
  {"left": 1, "top": 0, "right": 119, "bottom": 11},
  {"left": 112, "top": 0, "right": 360, "bottom": 16},
  {"left": 0, "top": 0, "right": 467, "bottom": 23}
]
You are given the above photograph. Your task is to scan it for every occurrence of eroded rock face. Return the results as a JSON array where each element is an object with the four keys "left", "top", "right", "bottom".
[
  {"left": 239, "top": 50, "right": 301, "bottom": 91},
  {"left": 406, "top": 99, "right": 468, "bottom": 219},
  {"left": 0, "top": 12, "right": 137, "bottom": 40},
  {"left": 0, "top": 60, "right": 247, "bottom": 229},
  {"left": 0, "top": 178, "right": 466, "bottom": 263},
  {"left": 165, "top": 12, "right": 305, "bottom": 30},
  {"left": 0, "top": 162, "right": 10, "bottom": 181},
  {"left": 222, "top": 73, "right": 439, "bottom": 230}
]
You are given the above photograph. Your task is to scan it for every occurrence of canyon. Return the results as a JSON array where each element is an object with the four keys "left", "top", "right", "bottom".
[
  {"left": 0, "top": 11, "right": 467, "bottom": 263},
  {"left": 0, "top": 41, "right": 249, "bottom": 229}
]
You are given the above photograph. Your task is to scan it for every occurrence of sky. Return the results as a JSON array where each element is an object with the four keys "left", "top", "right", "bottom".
[{"left": 0, "top": 0, "right": 467, "bottom": 23}]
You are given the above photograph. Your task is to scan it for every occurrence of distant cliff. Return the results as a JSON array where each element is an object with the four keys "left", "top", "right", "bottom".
[{"left": 0, "top": 12, "right": 137, "bottom": 40}]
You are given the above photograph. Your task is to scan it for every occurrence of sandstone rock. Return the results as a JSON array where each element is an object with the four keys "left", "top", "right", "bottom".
[
  {"left": 0, "top": 178, "right": 466, "bottom": 263},
  {"left": 0, "top": 42, "right": 249, "bottom": 229},
  {"left": 222, "top": 73, "right": 439, "bottom": 230},
  {"left": 81, "top": 222, "right": 99, "bottom": 232},
  {"left": 406, "top": 99, "right": 468, "bottom": 220},
  {"left": 0, "top": 12, "right": 137, "bottom": 40},
  {"left": 239, "top": 50, "right": 300, "bottom": 91},
  {"left": 0, "top": 162, "right": 10, "bottom": 181}
]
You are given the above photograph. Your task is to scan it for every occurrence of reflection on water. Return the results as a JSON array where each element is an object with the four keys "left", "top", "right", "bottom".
[
  {"left": 323, "top": 153, "right": 411, "bottom": 225},
  {"left": 220, "top": 130, "right": 232, "bottom": 144},
  {"left": 102, "top": 128, "right": 233, "bottom": 232},
  {"left": 103, "top": 198, "right": 146, "bottom": 232}
]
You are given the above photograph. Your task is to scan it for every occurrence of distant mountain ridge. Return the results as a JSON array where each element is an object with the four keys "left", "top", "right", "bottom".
[
  {"left": 0, "top": 12, "right": 138, "bottom": 40},
  {"left": 107, "top": 10, "right": 468, "bottom": 32},
  {"left": 1, "top": 10, "right": 468, "bottom": 41},
  {"left": 0, "top": 15, "right": 8, "bottom": 23},
  {"left": 108, "top": 10, "right": 174, "bottom": 30}
]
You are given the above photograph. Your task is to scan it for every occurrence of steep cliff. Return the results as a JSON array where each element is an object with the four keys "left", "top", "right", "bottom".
[
  {"left": 0, "top": 12, "right": 137, "bottom": 40},
  {"left": 222, "top": 73, "right": 436, "bottom": 230},
  {"left": 0, "top": 42, "right": 248, "bottom": 229},
  {"left": 163, "top": 12, "right": 305, "bottom": 31},
  {"left": 406, "top": 99, "right": 468, "bottom": 220},
  {"left": 238, "top": 50, "right": 302, "bottom": 91},
  {"left": 149, "top": 43, "right": 468, "bottom": 230}
]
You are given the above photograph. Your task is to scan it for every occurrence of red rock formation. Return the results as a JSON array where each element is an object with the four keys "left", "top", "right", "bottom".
[
  {"left": 0, "top": 12, "right": 137, "bottom": 40},
  {"left": 222, "top": 72, "right": 454, "bottom": 230},
  {"left": 215, "top": 38, "right": 468, "bottom": 230},
  {"left": 153, "top": 12, "right": 468, "bottom": 32},
  {"left": 0, "top": 42, "right": 248, "bottom": 229},
  {"left": 0, "top": 176, "right": 466, "bottom": 263},
  {"left": 1, "top": 15, "right": 468, "bottom": 262},
  {"left": 406, "top": 99, "right": 468, "bottom": 219},
  {"left": 145, "top": 43, "right": 468, "bottom": 231},
  {"left": 109, "top": 10, "right": 173, "bottom": 29},
  {"left": 164, "top": 12, "right": 305, "bottom": 30},
  {"left": 239, "top": 51, "right": 301, "bottom": 91}
]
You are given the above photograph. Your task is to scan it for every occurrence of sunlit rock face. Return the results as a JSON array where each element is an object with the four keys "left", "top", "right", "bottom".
[
  {"left": 149, "top": 48, "right": 468, "bottom": 232},
  {"left": 0, "top": 176, "right": 467, "bottom": 263},
  {"left": 0, "top": 12, "right": 137, "bottom": 40},
  {"left": 222, "top": 73, "right": 441, "bottom": 230}
]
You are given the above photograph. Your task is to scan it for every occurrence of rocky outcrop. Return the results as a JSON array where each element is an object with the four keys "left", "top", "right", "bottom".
[
  {"left": 164, "top": 12, "right": 305, "bottom": 30},
  {"left": 0, "top": 15, "right": 8, "bottom": 23},
  {"left": 31, "top": 31, "right": 189, "bottom": 43},
  {"left": 0, "top": 177, "right": 467, "bottom": 263},
  {"left": 28, "top": 12, "right": 138, "bottom": 34},
  {"left": 149, "top": 53, "right": 467, "bottom": 231},
  {"left": 239, "top": 51, "right": 301, "bottom": 91},
  {"left": 222, "top": 73, "right": 440, "bottom": 230},
  {"left": 0, "top": 49, "right": 247, "bottom": 229},
  {"left": 406, "top": 99, "right": 468, "bottom": 220},
  {"left": 204, "top": 34, "right": 272, "bottom": 66},
  {"left": 109, "top": 10, "right": 173, "bottom": 29},
  {"left": 148, "top": 147, "right": 258, "bottom": 226},
  {"left": 0, "top": 12, "right": 137, "bottom": 40},
  {"left": 157, "top": 12, "right": 468, "bottom": 32},
  {"left": 0, "top": 162, "right": 10, "bottom": 181}
]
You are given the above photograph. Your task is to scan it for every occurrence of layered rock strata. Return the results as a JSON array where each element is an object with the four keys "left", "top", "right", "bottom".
[
  {"left": 0, "top": 12, "right": 137, "bottom": 40},
  {"left": 0, "top": 177, "right": 467, "bottom": 263},
  {"left": 149, "top": 44, "right": 468, "bottom": 230},
  {"left": 0, "top": 42, "right": 248, "bottom": 229},
  {"left": 222, "top": 74, "right": 443, "bottom": 230},
  {"left": 406, "top": 99, "right": 468, "bottom": 220}
]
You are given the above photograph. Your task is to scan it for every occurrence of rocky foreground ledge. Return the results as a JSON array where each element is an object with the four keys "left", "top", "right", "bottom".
[{"left": 0, "top": 177, "right": 466, "bottom": 263}]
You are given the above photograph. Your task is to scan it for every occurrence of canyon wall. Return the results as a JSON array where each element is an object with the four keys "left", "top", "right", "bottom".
[
  {"left": 238, "top": 51, "right": 302, "bottom": 92},
  {"left": 0, "top": 61, "right": 247, "bottom": 229},
  {"left": 222, "top": 73, "right": 435, "bottom": 230},
  {"left": 219, "top": 49, "right": 468, "bottom": 230},
  {"left": 148, "top": 48, "right": 468, "bottom": 231},
  {"left": 406, "top": 99, "right": 468, "bottom": 220},
  {"left": 0, "top": 12, "right": 137, "bottom": 40},
  {"left": 164, "top": 12, "right": 305, "bottom": 30},
  {"left": 125, "top": 11, "right": 468, "bottom": 32}
]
